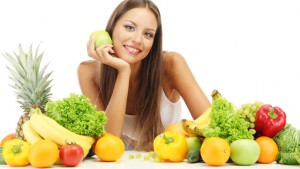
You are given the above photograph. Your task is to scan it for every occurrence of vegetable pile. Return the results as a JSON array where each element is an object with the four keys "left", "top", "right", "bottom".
[
  {"left": 45, "top": 93, "right": 107, "bottom": 137},
  {"left": 180, "top": 89, "right": 300, "bottom": 166}
]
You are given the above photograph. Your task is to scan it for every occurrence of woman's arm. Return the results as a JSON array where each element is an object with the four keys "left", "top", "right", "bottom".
[
  {"left": 164, "top": 52, "right": 211, "bottom": 119},
  {"left": 77, "top": 39, "right": 132, "bottom": 137},
  {"left": 77, "top": 60, "right": 131, "bottom": 137},
  {"left": 104, "top": 68, "right": 131, "bottom": 137}
]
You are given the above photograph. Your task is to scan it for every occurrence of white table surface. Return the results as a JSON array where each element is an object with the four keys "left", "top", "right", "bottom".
[{"left": 1, "top": 151, "right": 299, "bottom": 169}]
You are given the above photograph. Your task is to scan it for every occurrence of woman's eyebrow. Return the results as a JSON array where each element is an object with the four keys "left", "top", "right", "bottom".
[{"left": 124, "top": 20, "right": 156, "bottom": 32}]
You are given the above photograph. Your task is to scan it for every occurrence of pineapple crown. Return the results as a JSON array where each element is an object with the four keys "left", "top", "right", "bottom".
[{"left": 2, "top": 44, "right": 53, "bottom": 112}]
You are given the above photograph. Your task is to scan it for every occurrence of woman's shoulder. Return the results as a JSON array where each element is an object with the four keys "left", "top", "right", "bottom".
[
  {"left": 163, "top": 51, "right": 185, "bottom": 62},
  {"left": 78, "top": 60, "right": 99, "bottom": 80},
  {"left": 162, "top": 51, "right": 187, "bottom": 101},
  {"left": 78, "top": 60, "right": 98, "bottom": 67},
  {"left": 162, "top": 51, "right": 187, "bottom": 72}
]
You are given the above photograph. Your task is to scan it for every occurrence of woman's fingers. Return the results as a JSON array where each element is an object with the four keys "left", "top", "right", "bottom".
[
  {"left": 87, "top": 39, "right": 128, "bottom": 71},
  {"left": 95, "top": 45, "right": 113, "bottom": 63},
  {"left": 109, "top": 48, "right": 115, "bottom": 54}
]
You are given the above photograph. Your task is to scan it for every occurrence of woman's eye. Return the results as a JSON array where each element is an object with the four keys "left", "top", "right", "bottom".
[
  {"left": 125, "top": 25, "right": 134, "bottom": 31},
  {"left": 144, "top": 32, "right": 154, "bottom": 39}
]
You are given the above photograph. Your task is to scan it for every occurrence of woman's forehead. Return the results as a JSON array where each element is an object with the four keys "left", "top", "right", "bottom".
[{"left": 118, "top": 8, "right": 158, "bottom": 30}]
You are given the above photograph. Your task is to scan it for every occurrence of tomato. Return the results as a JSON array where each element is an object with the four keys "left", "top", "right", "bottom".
[{"left": 59, "top": 143, "right": 84, "bottom": 167}]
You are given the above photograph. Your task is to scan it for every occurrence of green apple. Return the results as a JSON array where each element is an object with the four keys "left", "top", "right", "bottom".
[
  {"left": 230, "top": 139, "right": 260, "bottom": 166},
  {"left": 89, "top": 30, "right": 112, "bottom": 49},
  {"left": 186, "top": 137, "right": 202, "bottom": 151}
]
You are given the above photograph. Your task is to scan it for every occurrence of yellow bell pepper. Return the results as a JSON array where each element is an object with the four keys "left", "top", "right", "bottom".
[
  {"left": 153, "top": 130, "right": 188, "bottom": 162},
  {"left": 2, "top": 139, "right": 30, "bottom": 167}
]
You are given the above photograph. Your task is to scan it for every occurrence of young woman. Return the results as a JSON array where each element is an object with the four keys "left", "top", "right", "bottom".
[{"left": 78, "top": 0, "right": 211, "bottom": 151}]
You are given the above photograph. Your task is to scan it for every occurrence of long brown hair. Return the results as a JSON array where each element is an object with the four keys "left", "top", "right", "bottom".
[{"left": 98, "top": 0, "right": 164, "bottom": 150}]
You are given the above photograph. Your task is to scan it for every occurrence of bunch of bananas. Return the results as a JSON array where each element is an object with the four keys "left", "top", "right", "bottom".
[
  {"left": 181, "top": 107, "right": 211, "bottom": 137},
  {"left": 23, "top": 108, "right": 95, "bottom": 157}
]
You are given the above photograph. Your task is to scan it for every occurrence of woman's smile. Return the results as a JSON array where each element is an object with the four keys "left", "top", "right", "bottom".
[{"left": 124, "top": 45, "right": 142, "bottom": 55}]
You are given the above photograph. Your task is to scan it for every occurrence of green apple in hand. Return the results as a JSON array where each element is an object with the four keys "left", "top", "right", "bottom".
[
  {"left": 186, "top": 137, "right": 202, "bottom": 151},
  {"left": 89, "top": 30, "right": 112, "bottom": 49}
]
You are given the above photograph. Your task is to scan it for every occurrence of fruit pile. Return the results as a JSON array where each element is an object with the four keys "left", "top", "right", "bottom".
[
  {"left": 175, "top": 89, "right": 299, "bottom": 166},
  {"left": 151, "top": 125, "right": 279, "bottom": 166},
  {"left": 24, "top": 108, "right": 95, "bottom": 158},
  {"left": 0, "top": 131, "right": 125, "bottom": 167},
  {"left": 1, "top": 41, "right": 117, "bottom": 167}
]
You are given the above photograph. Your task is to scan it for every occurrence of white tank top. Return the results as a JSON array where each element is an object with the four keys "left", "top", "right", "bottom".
[{"left": 122, "top": 91, "right": 182, "bottom": 140}]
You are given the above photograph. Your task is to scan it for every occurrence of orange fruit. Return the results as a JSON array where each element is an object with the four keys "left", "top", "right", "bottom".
[
  {"left": 164, "top": 123, "right": 188, "bottom": 137},
  {"left": 255, "top": 136, "right": 278, "bottom": 164},
  {"left": 92, "top": 133, "right": 114, "bottom": 152},
  {"left": 28, "top": 140, "right": 59, "bottom": 168},
  {"left": 0, "top": 133, "right": 15, "bottom": 146},
  {"left": 94, "top": 133, "right": 125, "bottom": 162},
  {"left": 200, "top": 137, "right": 230, "bottom": 166}
]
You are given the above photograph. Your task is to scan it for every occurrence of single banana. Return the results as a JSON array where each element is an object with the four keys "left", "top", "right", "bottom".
[
  {"left": 194, "top": 107, "right": 211, "bottom": 124},
  {"left": 181, "top": 119, "right": 210, "bottom": 137},
  {"left": 22, "top": 120, "right": 44, "bottom": 145},
  {"left": 29, "top": 108, "right": 94, "bottom": 157}
]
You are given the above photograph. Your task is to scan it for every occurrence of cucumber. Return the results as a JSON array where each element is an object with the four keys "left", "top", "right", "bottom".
[
  {"left": 0, "top": 146, "right": 7, "bottom": 165},
  {"left": 186, "top": 148, "right": 201, "bottom": 163}
]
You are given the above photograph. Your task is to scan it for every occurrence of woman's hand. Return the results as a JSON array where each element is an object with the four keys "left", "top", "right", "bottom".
[{"left": 87, "top": 37, "right": 130, "bottom": 72}]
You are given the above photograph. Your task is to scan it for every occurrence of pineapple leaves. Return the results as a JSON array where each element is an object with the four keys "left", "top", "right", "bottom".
[
  {"left": 2, "top": 44, "right": 53, "bottom": 112},
  {"left": 4, "top": 52, "right": 26, "bottom": 80}
]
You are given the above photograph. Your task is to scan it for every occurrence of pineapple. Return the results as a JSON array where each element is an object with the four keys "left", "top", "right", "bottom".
[{"left": 3, "top": 44, "right": 53, "bottom": 140}]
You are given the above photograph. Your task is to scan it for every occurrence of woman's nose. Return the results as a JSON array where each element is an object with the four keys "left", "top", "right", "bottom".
[{"left": 131, "top": 32, "right": 142, "bottom": 44}]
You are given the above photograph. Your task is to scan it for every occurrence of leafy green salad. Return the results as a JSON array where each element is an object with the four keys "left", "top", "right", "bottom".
[
  {"left": 45, "top": 93, "right": 107, "bottom": 138},
  {"left": 202, "top": 93, "right": 253, "bottom": 144}
]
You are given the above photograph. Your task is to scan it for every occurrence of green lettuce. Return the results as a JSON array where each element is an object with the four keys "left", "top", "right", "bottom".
[
  {"left": 45, "top": 93, "right": 107, "bottom": 137},
  {"left": 203, "top": 95, "right": 253, "bottom": 143}
]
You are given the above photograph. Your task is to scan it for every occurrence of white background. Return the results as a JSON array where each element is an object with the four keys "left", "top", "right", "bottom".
[{"left": 0, "top": 0, "right": 299, "bottom": 140}]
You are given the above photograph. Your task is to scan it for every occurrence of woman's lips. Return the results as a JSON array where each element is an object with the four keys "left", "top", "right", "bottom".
[{"left": 124, "top": 45, "right": 141, "bottom": 55}]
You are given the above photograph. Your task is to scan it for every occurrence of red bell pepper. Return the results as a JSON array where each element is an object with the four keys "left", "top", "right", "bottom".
[{"left": 255, "top": 104, "right": 286, "bottom": 138}]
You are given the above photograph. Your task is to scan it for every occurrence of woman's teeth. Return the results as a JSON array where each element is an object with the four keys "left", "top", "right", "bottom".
[{"left": 126, "top": 46, "right": 140, "bottom": 53}]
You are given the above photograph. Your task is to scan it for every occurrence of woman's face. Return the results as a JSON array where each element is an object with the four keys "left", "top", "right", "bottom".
[{"left": 112, "top": 8, "right": 157, "bottom": 64}]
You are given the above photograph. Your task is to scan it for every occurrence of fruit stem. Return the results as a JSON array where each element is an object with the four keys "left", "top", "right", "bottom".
[
  {"left": 65, "top": 139, "right": 76, "bottom": 145},
  {"left": 268, "top": 107, "right": 278, "bottom": 119},
  {"left": 11, "top": 142, "right": 23, "bottom": 154},
  {"left": 211, "top": 89, "right": 222, "bottom": 100},
  {"left": 160, "top": 134, "right": 174, "bottom": 144}
]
